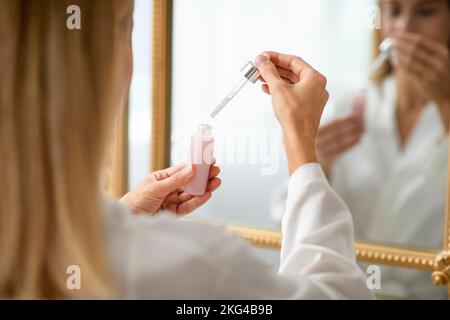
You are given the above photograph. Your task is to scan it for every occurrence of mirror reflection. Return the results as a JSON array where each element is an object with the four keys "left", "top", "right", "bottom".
[{"left": 169, "top": 0, "right": 449, "bottom": 299}]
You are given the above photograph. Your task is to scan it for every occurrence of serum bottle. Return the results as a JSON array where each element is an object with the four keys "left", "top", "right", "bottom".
[{"left": 185, "top": 124, "right": 215, "bottom": 196}]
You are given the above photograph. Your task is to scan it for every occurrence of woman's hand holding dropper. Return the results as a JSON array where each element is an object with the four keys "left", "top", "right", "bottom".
[{"left": 255, "top": 52, "right": 330, "bottom": 175}]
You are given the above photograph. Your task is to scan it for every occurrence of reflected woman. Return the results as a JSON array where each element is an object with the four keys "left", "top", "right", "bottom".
[{"left": 321, "top": 0, "right": 449, "bottom": 246}]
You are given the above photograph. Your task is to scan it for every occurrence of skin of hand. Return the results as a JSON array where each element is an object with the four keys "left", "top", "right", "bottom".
[
  {"left": 391, "top": 32, "right": 450, "bottom": 131},
  {"left": 255, "top": 52, "right": 330, "bottom": 175},
  {"left": 316, "top": 95, "right": 366, "bottom": 178},
  {"left": 120, "top": 162, "right": 221, "bottom": 215}
]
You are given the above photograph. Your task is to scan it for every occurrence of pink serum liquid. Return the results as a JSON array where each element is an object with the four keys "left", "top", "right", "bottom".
[{"left": 184, "top": 124, "right": 215, "bottom": 196}]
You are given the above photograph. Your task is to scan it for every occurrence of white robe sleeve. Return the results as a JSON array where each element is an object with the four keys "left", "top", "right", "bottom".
[
  {"left": 280, "top": 163, "right": 372, "bottom": 299},
  {"left": 106, "top": 164, "right": 372, "bottom": 299}
]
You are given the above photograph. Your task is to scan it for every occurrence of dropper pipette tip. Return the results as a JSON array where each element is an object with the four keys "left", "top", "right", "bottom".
[
  {"left": 210, "top": 98, "right": 229, "bottom": 119},
  {"left": 209, "top": 60, "right": 260, "bottom": 119}
]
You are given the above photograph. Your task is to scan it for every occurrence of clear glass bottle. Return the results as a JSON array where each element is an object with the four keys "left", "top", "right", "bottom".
[{"left": 184, "top": 124, "right": 215, "bottom": 196}]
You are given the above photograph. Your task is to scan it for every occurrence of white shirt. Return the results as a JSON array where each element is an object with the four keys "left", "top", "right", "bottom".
[{"left": 102, "top": 163, "right": 372, "bottom": 299}]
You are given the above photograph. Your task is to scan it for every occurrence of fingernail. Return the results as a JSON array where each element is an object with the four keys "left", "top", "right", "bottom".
[
  {"left": 184, "top": 164, "right": 193, "bottom": 175},
  {"left": 255, "top": 54, "right": 269, "bottom": 67}
]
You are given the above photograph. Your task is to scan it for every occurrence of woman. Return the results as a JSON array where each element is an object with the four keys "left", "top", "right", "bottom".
[
  {"left": 273, "top": 0, "right": 449, "bottom": 299},
  {"left": 0, "top": 0, "right": 371, "bottom": 299}
]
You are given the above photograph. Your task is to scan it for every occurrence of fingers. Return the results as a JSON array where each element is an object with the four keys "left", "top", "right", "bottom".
[
  {"left": 277, "top": 65, "right": 301, "bottom": 82},
  {"left": 319, "top": 131, "right": 362, "bottom": 159},
  {"left": 152, "top": 163, "right": 186, "bottom": 181},
  {"left": 395, "top": 33, "right": 449, "bottom": 60},
  {"left": 392, "top": 34, "right": 449, "bottom": 106},
  {"left": 392, "top": 37, "right": 447, "bottom": 79},
  {"left": 257, "top": 52, "right": 321, "bottom": 97},
  {"left": 208, "top": 165, "right": 220, "bottom": 179},
  {"left": 318, "top": 117, "right": 364, "bottom": 158},
  {"left": 272, "top": 66, "right": 300, "bottom": 84},
  {"left": 176, "top": 192, "right": 212, "bottom": 215},
  {"left": 317, "top": 116, "right": 365, "bottom": 157},
  {"left": 391, "top": 47, "right": 443, "bottom": 99},
  {"left": 392, "top": 51, "right": 427, "bottom": 78},
  {"left": 206, "top": 177, "right": 221, "bottom": 192},
  {"left": 164, "top": 176, "right": 221, "bottom": 209},
  {"left": 155, "top": 164, "right": 195, "bottom": 195},
  {"left": 318, "top": 124, "right": 364, "bottom": 150},
  {"left": 165, "top": 191, "right": 193, "bottom": 204},
  {"left": 262, "top": 51, "right": 312, "bottom": 77},
  {"left": 351, "top": 94, "right": 366, "bottom": 118},
  {"left": 162, "top": 165, "right": 221, "bottom": 214},
  {"left": 261, "top": 84, "right": 270, "bottom": 95},
  {"left": 318, "top": 116, "right": 364, "bottom": 138},
  {"left": 178, "top": 177, "right": 221, "bottom": 200},
  {"left": 259, "top": 66, "right": 299, "bottom": 85},
  {"left": 255, "top": 54, "right": 283, "bottom": 88}
]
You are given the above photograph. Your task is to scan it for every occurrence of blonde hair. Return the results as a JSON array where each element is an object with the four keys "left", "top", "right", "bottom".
[{"left": 0, "top": 0, "right": 129, "bottom": 298}]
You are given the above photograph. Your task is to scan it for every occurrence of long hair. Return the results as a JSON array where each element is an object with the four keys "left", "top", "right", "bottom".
[
  {"left": 371, "top": 0, "right": 450, "bottom": 83},
  {"left": 0, "top": 0, "right": 129, "bottom": 298}
]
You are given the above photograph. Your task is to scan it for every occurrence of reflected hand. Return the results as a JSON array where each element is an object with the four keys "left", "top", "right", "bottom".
[
  {"left": 317, "top": 96, "right": 365, "bottom": 178},
  {"left": 391, "top": 33, "right": 450, "bottom": 130},
  {"left": 120, "top": 162, "right": 221, "bottom": 215}
]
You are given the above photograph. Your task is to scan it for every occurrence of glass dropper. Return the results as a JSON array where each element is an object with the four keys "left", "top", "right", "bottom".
[{"left": 210, "top": 61, "right": 260, "bottom": 118}]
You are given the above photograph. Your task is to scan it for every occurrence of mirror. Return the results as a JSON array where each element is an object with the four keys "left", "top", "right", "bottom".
[
  {"left": 171, "top": 0, "right": 374, "bottom": 227},
  {"left": 130, "top": 0, "right": 450, "bottom": 299}
]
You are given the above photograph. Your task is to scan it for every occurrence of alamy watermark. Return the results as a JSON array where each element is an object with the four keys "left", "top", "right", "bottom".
[
  {"left": 64, "top": 263, "right": 381, "bottom": 292},
  {"left": 366, "top": 265, "right": 382, "bottom": 290},
  {"left": 66, "top": 5, "right": 81, "bottom": 30},
  {"left": 66, "top": 264, "right": 81, "bottom": 290},
  {"left": 171, "top": 128, "right": 282, "bottom": 176},
  {"left": 64, "top": 3, "right": 382, "bottom": 32},
  {"left": 366, "top": 5, "right": 382, "bottom": 30}
]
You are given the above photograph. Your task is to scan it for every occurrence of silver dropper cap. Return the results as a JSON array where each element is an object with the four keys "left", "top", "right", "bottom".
[{"left": 241, "top": 61, "right": 260, "bottom": 83}]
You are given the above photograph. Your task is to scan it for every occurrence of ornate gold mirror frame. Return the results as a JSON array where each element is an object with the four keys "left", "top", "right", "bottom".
[{"left": 138, "top": 0, "right": 450, "bottom": 298}]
